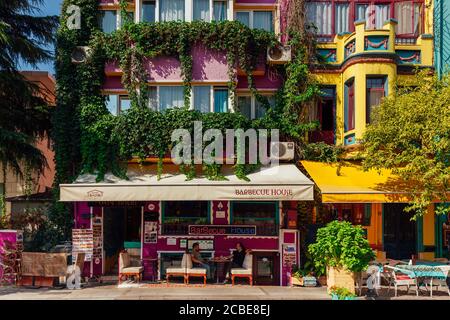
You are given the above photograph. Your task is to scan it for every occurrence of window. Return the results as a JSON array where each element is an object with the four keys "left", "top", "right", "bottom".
[
  {"left": 148, "top": 86, "right": 158, "bottom": 110},
  {"left": 213, "top": 88, "right": 228, "bottom": 112},
  {"left": 356, "top": 4, "right": 390, "bottom": 30},
  {"left": 231, "top": 201, "right": 278, "bottom": 236},
  {"left": 160, "top": 0, "right": 185, "bottom": 21},
  {"left": 193, "top": 86, "right": 211, "bottom": 112},
  {"left": 237, "top": 94, "right": 274, "bottom": 119},
  {"left": 100, "top": 10, "right": 117, "bottom": 33},
  {"left": 395, "top": 1, "right": 422, "bottom": 36},
  {"left": 306, "top": 2, "right": 332, "bottom": 35},
  {"left": 105, "top": 94, "right": 131, "bottom": 115},
  {"left": 213, "top": 0, "right": 227, "bottom": 21},
  {"left": 366, "top": 77, "right": 386, "bottom": 124},
  {"left": 236, "top": 11, "right": 273, "bottom": 32},
  {"left": 159, "top": 86, "right": 184, "bottom": 110},
  {"left": 142, "top": 0, "right": 156, "bottom": 22},
  {"left": 335, "top": 3, "right": 350, "bottom": 34},
  {"left": 193, "top": 0, "right": 210, "bottom": 21},
  {"left": 162, "top": 201, "right": 209, "bottom": 235},
  {"left": 344, "top": 79, "right": 355, "bottom": 132}
]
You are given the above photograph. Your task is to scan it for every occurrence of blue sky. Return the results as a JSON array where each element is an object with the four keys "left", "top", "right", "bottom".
[{"left": 19, "top": 0, "right": 63, "bottom": 75}]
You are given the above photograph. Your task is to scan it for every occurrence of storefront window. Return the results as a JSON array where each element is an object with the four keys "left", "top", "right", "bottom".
[
  {"left": 231, "top": 202, "right": 278, "bottom": 236},
  {"left": 162, "top": 201, "right": 209, "bottom": 235}
]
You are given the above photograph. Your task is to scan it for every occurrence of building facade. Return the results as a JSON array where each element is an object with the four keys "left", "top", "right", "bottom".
[
  {"left": 61, "top": 0, "right": 317, "bottom": 285},
  {"left": 302, "top": 0, "right": 449, "bottom": 261}
]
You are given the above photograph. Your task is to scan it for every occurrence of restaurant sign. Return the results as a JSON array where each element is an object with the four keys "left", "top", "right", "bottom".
[{"left": 188, "top": 225, "right": 256, "bottom": 236}]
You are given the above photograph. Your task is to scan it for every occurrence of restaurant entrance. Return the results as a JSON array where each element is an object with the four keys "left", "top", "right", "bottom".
[
  {"left": 103, "top": 206, "right": 141, "bottom": 274},
  {"left": 252, "top": 251, "right": 280, "bottom": 285},
  {"left": 383, "top": 203, "right": 417, "bottom": 260}
]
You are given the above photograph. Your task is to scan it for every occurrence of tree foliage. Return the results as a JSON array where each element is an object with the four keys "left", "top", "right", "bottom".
[{"left": 362, "top": 70, "right": 450, "bottom": 218}]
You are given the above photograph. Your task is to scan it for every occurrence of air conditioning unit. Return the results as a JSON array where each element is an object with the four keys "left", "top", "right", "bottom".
[
  {"left": 71, "top": 46, "right": 92, "bottom": 64},
  {"left": 270, "top": 142, "right": 295, "bottom": 161},
  {"left": 267, "top": 45, "right": 292, "bottom": 64}
]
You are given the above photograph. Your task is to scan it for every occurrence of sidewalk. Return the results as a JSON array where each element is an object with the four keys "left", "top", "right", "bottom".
[{"left": 0, "top": 283, "right": 449, "bottom": 300}]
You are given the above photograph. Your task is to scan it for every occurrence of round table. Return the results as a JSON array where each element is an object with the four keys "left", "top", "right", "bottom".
[{"left": 210, "top": 259, "right": 231, "bottom": 284}]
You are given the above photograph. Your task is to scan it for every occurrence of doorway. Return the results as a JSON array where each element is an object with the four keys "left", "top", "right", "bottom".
[
  {"left": 383, "top": 204, "right": 417, "bottom": 260},
  {"left": 103, "top": 206, "right": 141, "bottom": 274}
]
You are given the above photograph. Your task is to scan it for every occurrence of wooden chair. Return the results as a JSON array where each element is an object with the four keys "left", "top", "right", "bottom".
[
  {"left": 231, "top": 254, "right": 253, "bottom": 286},
  {"left": 118, "top": 251, "right": 143, "bottom": 284}
]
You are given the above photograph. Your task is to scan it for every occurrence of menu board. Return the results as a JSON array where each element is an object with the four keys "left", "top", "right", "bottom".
[
  {"left": 144, "top": 221, "right": 158, "bottom": 244},
  {"left": 92, "top": 216, "right": 103, "bottom": 262},
  {"left": 282, "top": 244, "right": 297, "bottom": 268},
  {"left": 72, "top": 229, "right": 93, "bottom": 261}
]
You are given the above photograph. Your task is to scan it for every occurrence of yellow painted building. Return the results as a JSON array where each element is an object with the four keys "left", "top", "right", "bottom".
[{"left": 303, "top": 0, "right": 448, "bottom": 260}]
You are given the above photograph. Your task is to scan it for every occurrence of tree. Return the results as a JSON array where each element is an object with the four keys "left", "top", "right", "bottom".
[
  {"left": 0, "top": 0, "right": 58, "bottom": 216},
  {"left": 362, "top": 70, "right": 450, "bottom": 218}
]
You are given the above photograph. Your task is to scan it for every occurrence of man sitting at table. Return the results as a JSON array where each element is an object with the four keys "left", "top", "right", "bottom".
[
  {"left": 191, "top": 242, "right": 213, "bottom": 281},
  {"left": 223, "top": 242, "right": 248, "bottom": 284}
]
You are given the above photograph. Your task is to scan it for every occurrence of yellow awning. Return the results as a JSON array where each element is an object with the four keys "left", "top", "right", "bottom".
[{"left": 300, "top": 161, "right": 416, "bottom": 203}]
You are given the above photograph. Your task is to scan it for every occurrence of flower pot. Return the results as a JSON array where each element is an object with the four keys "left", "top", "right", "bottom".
[
  {"left": 326, "top": 266, "right": 355, "bottom": 294},
  {"left": 317, "top": 275, "right": 327, "bottom": 286}
]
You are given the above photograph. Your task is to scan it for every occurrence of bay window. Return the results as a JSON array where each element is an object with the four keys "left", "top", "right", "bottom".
[
  {"left": 231, "top": 202, "right": 278, "bottom": 236},
  {"left": 159, "top": 0, "right": 185, "bottom": 22},
  {"left": 366, "top": 76, "right": 386, "bottom": 124},
  {"left": 305, "top": 0, "right": 423, "bottom": 42},
  {"left": 159, "top": 86, "right": 184, "bottom": 110},
  {"left": 236, "top": 10, "right": 274, "bottom": 32}
]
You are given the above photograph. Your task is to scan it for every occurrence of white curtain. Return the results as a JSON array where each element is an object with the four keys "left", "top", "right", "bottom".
[
  {"left": 194, "top": 0, "right": 210, "bottom": 21},
  {"left": 159, "top": 86, "right": 184, "bottom": 110},
  {"left": 306, "top": 2, "right": 332, "bottom": 35},
  {"left": 213, "top": 1, "right": 227, "bottom": 21},
  {"left": 374, "top": 5, "right": 390, "bottom": 29},
  {"left": 357, "top": 4, "right": 389, "bottom": 29},
  {"left": 254, "top": 11, "right": 273, "bottom": 32},
  {"left": 160, "top": 0, "right": 185, "bottom": 22},
  {"left": 335, "top": 3, "right": 350, "bottom": 34},
  {"left": 193, "top": 86, "right": 211, "bottom": 113},
  {"left": 395, "top": 2, "right": 421, "bottom": 35}
]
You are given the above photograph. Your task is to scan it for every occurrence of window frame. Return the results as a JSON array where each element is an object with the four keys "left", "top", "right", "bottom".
[
  {"left": 230, "top": 201, "right": 279, "bottom": 236},
  {"left": 344, "top": 78, "right": 355, "bottom": 132},
  {"left": 236, "top": 92, "right": 275, "bottom": 120},
  {"left": 99, "top": 8, "right": 135, "bottom": 33},
  {"left": 365, "top": 76, "right": 387, "bottom": 124},
  {"left": 234, "top": 9, "right": 275, "bottom": 32}
]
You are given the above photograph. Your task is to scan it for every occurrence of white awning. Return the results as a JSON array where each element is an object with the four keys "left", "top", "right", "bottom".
[{"left": 60, "top": 164, "right": 314, "bottom": 202}]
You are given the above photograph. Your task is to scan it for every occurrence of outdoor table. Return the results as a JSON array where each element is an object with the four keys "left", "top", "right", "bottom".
[
  {"left": 390, "top": 264, "right": 448, "bottom": 297},
  {"left": 209, "top": 258, "right": 231, "bottom": 284}
]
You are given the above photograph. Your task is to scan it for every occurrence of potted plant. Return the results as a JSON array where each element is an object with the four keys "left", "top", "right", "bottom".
[
  {"left": 308, "top": 221, "right": 375, "bottom": 294},
  {"left": 329, "top": 286, "right": 357, "bottom": 300}
]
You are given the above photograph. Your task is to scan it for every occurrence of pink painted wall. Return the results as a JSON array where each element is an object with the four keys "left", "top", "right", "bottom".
[
  {"left": 237, "top": 72, "right": 283, "bottom": 90},
  {"left": 104, "top": 44, "right": 230, "bottom": 84}
]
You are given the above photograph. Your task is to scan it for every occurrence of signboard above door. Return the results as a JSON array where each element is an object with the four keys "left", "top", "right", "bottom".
[{"left": 188, "top": 225, "right": 256, "bottom": 236}]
